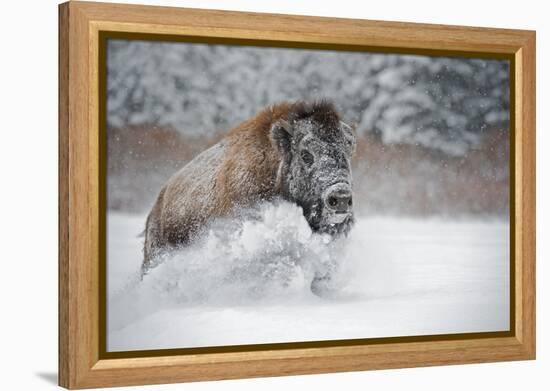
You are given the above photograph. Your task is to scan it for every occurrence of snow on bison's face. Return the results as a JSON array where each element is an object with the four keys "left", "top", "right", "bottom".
[{"left": 270, "top": 114, "right": 356, "bottom": 237}]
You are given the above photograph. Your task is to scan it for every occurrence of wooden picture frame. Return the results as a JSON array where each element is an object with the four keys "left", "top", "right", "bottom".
[{"left": 59, "top": 1, "right": 536, "bottom": 389}]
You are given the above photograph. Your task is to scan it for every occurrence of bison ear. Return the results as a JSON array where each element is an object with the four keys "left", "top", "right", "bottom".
[
  {"left": 270, "top": 119, "right": 294, "bottom": 155},
  {"left": 340, "top": 121, "right": 357, "bottom": 155}
]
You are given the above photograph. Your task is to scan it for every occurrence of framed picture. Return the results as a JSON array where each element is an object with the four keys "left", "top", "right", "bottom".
[{"left": 58, "top": 1, "right": 536, "bottom": 389}]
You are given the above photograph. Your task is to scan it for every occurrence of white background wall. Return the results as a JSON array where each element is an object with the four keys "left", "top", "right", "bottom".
[{"left": 0, "top": 0, "right": 547, "bottom": 389}]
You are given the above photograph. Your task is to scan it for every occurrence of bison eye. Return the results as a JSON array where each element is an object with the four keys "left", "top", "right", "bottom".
[{"left": 300, "top": 150, "right": 314, "bottom": 165}]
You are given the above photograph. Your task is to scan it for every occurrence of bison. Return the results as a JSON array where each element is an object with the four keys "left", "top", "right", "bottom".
[{"left": 142, "top": 100, "right": 356, "bottom": 279}]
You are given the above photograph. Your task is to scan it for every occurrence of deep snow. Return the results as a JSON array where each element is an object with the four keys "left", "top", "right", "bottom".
[{"left": 107, "top": 202, "right": 509, "bottom": 352}]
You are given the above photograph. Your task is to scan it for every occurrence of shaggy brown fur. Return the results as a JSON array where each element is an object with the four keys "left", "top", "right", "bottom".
[{"left": 142, "top": 100, "right": 343, "bottom": 272}]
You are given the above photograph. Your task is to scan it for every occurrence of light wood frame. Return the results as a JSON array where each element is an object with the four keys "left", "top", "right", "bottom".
[{"left": 59, "top": 1, "right": 536, "bottom": 389}]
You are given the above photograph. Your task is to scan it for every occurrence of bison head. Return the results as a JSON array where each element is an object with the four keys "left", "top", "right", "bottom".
[{"left": 270, "top": 101, "right": 356, "bottom": 237}]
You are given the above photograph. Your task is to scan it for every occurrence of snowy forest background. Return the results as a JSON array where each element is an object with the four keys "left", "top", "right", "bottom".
[{"left": 106, "top": 39, "right": 510, "bottom": 218}]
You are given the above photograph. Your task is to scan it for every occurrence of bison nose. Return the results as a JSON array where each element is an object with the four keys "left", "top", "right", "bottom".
[{"left": 325, "top": 189, "right": 353, "bottom": 213}]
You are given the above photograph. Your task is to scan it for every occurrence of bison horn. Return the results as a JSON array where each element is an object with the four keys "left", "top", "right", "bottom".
[
  {"left": 340, "top": 120, "right": 352, "bottom": 131},
  {"left": 279, "top": 119, "right": 293, "bottom": 136}
]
